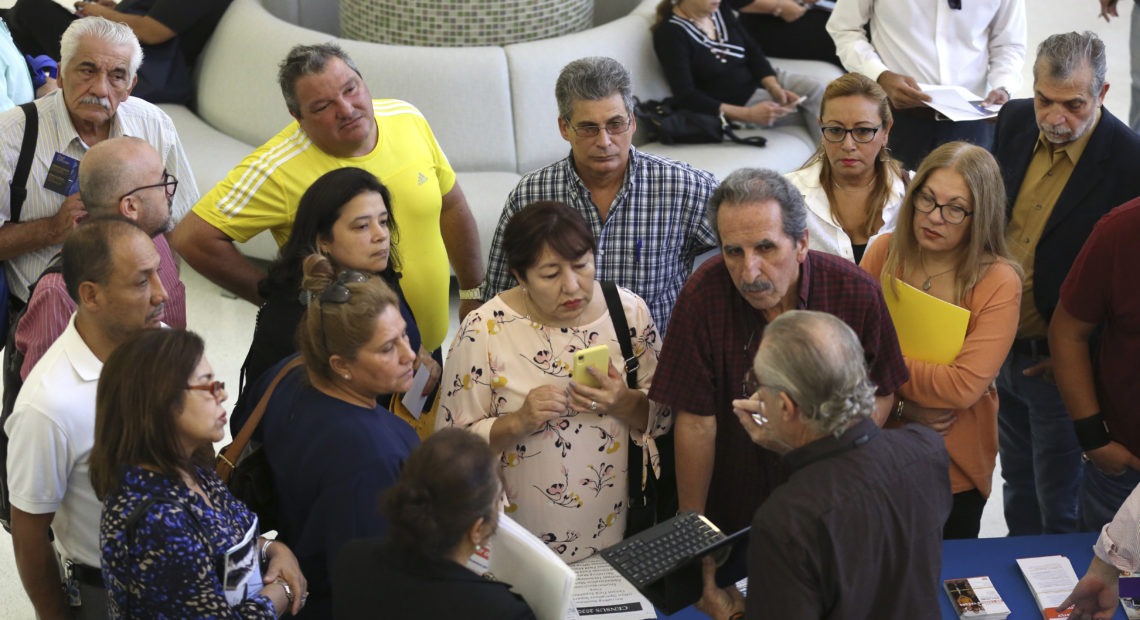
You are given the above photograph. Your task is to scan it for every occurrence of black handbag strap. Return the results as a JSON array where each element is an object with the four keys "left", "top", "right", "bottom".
[
  {"left": 10, "top": 102, "right": 39, "bottom": 224},
  {"left": 601, "top": 281, "right": 653, "bottom": 514},
  {"left": 600, "top": 281, "right": 637, "bottom": 389},
  {"left": 721, "top": 117, "right": 767, "bottom": 148}
]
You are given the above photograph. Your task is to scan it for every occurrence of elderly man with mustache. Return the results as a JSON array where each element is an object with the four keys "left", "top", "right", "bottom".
[
  {"left": 990, "top": 31, "right": 1140, "bottom": 538},
  {"left": 0, "top": 17, "right": 196, "bottom": 309},
  {"left": 650, "top": 168, "right": 907, "bottom": 555}
]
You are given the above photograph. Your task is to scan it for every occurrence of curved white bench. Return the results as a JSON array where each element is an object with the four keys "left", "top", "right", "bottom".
[{"left": 161, "top": 0, "right": 843, "bottom": 262}]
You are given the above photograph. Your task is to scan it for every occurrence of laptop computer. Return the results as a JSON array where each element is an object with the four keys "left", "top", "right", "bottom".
[{"left": 601, "top": 511, "right": 751, "bottom": 614}]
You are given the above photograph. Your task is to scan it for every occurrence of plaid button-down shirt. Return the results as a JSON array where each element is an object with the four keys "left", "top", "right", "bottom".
[{"left": 483, "top": 147, "right": 717, "bottom": 334}]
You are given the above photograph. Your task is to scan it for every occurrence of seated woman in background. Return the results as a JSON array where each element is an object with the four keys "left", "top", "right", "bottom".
[
  {"left": 652, "top": 0, "right": 823, "bottom": 136},
  {"left": 438, "top": 201, "right": 671, "bottom": 563},
  {"left": 238, "top": 167, "right": 439, "bottom": 437},
  {"left": 860, "top": 141, "right": 1021, "bottom": 539},
  {"left": 92, "top": 329, "right": 307, "bottom": 618},
  {"left": 787, "top": 73, "right": 907, "bottom": 264},
  {"left": 332, "top": 428, "right": 536, "bottom": 620},
  {"left": 241, "top": 255, "right": 421, "bottom": 617},
  {"left": 726, "top": 0, "right": 842, "bottom": 69}
]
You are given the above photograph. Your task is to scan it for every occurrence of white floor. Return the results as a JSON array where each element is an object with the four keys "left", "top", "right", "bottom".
[{"left": 0, "top": 1, "right": 1134, "bottom": 617}]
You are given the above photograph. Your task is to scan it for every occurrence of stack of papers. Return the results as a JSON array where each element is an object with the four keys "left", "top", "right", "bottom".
[
  {"left": 1017, "top": 555, "right": 1079, "bottom": 619},
  {"left": 479, "top": 514, "right": 577, "bottom": 620},
  {"left": 943, "top": 576, "right": 1011, "bottom": 619}
]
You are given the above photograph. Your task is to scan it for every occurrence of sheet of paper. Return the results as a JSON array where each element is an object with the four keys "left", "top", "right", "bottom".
[
  {"left": 400, "top": 365, "right": 431, "bottom": 419},
  {"left": 918, "top": 83, "right": 1000, "bottom": 122},
  {"left": 1017, "top": 555, "right": 1079, "bottom": 610},
  {"left": 813, "top": 0, "right": 837, "bottom": 9},
  {"left": 570, "top": 556, "right": 656, "bottom": 620}
]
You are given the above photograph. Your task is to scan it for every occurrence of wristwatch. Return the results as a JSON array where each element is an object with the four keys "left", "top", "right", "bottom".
[{"left": 459, "top": 285, "right": 484, "bottom": 301}]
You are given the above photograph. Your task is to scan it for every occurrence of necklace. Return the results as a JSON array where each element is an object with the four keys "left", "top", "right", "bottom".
[
  {"left": 918, "top": 256, "right": 955, "bottom": 291},
  {"left": 833, "top": 175, "right": 876, "bottom": 192}
]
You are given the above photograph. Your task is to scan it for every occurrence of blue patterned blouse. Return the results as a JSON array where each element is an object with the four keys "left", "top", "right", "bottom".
[{"left": 100, "top": 465, "right": 276, "bottom": 619}]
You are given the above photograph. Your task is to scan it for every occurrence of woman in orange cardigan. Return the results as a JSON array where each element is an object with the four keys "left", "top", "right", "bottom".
[{"left": 861, "top": 141, "right": 1021, "bottom": 538}]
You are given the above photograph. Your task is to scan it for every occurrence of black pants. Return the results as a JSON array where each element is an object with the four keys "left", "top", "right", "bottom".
[
  {"left": 943, "top": 488, "right": 987, "bottom": 540},
  {"left": 736, "top": 9, "right": 843, "bottom": 69},
  {"left": 4, "top": 0, "right": 75, "bottom": 60},
  {"left": 888, "top": 110, "right": 995, "bottom": 171}
]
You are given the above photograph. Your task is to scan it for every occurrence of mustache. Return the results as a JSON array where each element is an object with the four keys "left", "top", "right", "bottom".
[
  {"left": 147, "top": 303, "right": 165, "bottom": 322},
  {"left": 1039, "top": 121, "right": 1073, "bottom": 138},
  {"left": 740, "top": 279, "right": 774, "bottom": 294},
  {"left": 79, "top": 95, "right": 112, "bottom": 110}
]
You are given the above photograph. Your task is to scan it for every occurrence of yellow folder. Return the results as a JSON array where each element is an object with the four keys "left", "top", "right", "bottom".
[{"left": 882, "top": 279, "right": 971, "bottom": 365}]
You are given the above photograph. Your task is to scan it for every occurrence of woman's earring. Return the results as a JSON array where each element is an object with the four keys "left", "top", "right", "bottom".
[{"left": 343, "top": 373, "right": 351, "bottom": 381}]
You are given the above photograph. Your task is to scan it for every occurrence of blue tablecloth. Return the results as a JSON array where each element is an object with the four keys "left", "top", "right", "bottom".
[{"left": 657, "top": 532, "right": 1121, "bottom": 619}]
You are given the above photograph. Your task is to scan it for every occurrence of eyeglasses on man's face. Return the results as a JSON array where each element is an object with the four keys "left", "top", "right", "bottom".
[
  {"left": 120, "top": 170, "right": 178, "bottom": 203},
  {"left": 567, "top": 116, "right": 632, "bottom": 138},
  {"left": 913, "top": 191, "right": 973, "bottom": 225},
  {"left": 820, "top": 125, "right": 881, "bottom": 144}
]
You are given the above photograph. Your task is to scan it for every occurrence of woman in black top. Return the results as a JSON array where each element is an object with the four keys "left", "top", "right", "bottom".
[
  {"left": 235, "top": 167, "right": 441, "bottom": 437},
  {"left": 652, "top": 0, "right": 823, "bottom": 137},
  {"left": 331, "top": 429, "right": 536, "bottom": 620}
]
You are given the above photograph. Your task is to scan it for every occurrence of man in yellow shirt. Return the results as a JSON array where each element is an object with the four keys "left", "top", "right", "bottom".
[{"left": 170, "top": 43, "right": 483, "bottom": 352}]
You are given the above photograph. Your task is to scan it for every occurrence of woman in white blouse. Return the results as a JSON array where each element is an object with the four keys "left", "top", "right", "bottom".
[{"left": 786, "top": 73, "right": 908, "bottom": 264}]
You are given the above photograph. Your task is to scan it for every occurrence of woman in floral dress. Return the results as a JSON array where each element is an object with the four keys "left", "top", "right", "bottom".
[{"left": 437, "top": 201, "right": 670, "bottom": 563}]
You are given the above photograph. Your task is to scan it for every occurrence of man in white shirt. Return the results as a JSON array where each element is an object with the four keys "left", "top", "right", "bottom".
[
  {"left": 5, "top": 218, "right": 166, "bottom": 619},
  {"left": 826, "top": 0, "right": 1026, "bottom": 169},
  {"left": 0, "top": 16, "right": 195, "bottom": 303}
]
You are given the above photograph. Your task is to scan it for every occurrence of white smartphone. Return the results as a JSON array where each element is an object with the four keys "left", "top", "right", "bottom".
[{"left": 571, "top": 345, "right": 610, "bottom": 389}]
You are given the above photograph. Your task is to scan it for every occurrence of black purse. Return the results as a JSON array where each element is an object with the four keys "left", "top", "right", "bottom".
[
  {"left": 216, "top": 357, "right": 303, "bottom": 533},
  {"left": 600, "top": 282, "right": 678, "bottom": 537},
  {"left": 634, "top": 97, "right": 766, "bottom": 147}
]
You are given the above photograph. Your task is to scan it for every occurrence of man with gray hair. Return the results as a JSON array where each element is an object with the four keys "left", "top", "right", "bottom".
[
  {"left": 0, "top": 17, "right": 196, "bottom": 305},
  {"left": 991, "top": 30, "right": 1140, "bottom": 536},
  {"left": 650, "top": 168, "right": 907, "bottom": 540},
  {"left": 695, "top": 310, "right": 950, "bottom": 620},
  {"left": 172, "top": 42, "right": 482, "bottom": 354},
  {"left": 481, "top": 56, "right": 717, "bottom": 333},
  {"left": 13, "top": 136, "right": 188, "bottom": 382}
]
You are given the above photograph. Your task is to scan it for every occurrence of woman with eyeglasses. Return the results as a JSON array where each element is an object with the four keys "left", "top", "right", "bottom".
[
  {"left": 437, "top": 201, "right": 670, "bottom": 563},
  {"left": 786, "top": 73, "right": 908, "bottom": 264},
  {"left": 651, "top": 0, "right": 823, "bottom": 135},
  {"left": 241, "top": 254, "right": 420, "bottom": 616},
  {"left": 91, "top": 329, "right": 308, "bottom": 618},
  {"left": 235, "top": 167, "right": 439, "bottom": 438},
  {"left": 860, "top": 141, "right": 1021, "bottom": 538}
]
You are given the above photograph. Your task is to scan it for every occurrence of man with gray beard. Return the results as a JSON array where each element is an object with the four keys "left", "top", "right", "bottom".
[
  {"left": 990, "top": 31, "right": 1140, "bottom": 537},
  {"left": 649, "top": 168, "right": 907, "bottom": 544},
  {"left": 0, "top": 16, "right": 195, "bottom": 306}
]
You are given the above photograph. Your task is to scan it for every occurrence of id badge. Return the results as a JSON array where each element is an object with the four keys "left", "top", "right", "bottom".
[
  {"left": 44, "top": 153, "right": 80, "bottom": 196},
  {"left": 63, "top": 560, "right": 82, "bottom": 607}
]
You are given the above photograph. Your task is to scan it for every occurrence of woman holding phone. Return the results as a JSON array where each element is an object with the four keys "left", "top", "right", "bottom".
[{"left": 437, "top": 201, "right": 670, "bottom": 563}]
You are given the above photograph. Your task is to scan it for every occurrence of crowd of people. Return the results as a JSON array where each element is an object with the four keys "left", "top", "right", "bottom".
[{"left": 1, "top": 2, "right": 1140, "bottom": 619}]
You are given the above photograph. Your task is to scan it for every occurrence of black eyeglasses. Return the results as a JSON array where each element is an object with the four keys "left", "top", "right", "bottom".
[
  {"left": 120, "top": 169, "right": 178, "bottom": 203},
  {"left": 187, "top": 380, "right": 226, "bottom": 400},
  {"left": 914, "top": 191, "right": 974, "bottom": 225},
  {"left": 821, "top": 125, "right": 882, "bottom": 144},
  {"left": 318, "top": 270, "right": 371, "bottom": 355},
  {"left": 568, "top": 116, "right": 632, "bottom": 138},
  {"left": 742, "top": 367, "right": 761, "bottom": 398}
]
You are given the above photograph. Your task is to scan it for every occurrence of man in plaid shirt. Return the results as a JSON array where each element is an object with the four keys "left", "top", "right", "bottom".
[{"left": 481, "top": 56, "right": 717, "bottom": 334}]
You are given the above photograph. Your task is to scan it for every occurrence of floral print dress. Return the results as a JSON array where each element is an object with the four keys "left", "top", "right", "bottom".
[{"left": 438, "top": 286, "right": 670, "bottom": 563}]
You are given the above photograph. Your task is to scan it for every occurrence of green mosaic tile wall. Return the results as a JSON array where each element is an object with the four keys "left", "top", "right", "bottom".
[{"left": 341, "top": 0, "right": 594, "bottom": 47}]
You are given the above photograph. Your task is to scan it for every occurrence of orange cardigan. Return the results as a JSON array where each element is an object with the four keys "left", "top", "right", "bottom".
[{"left": 862, "top": 234, "right": 1021, "bottom": 496}]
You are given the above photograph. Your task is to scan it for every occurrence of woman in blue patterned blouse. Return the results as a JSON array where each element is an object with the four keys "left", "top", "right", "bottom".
[{"left": 91, "top": 329, "right": 307, "bottom": 618}]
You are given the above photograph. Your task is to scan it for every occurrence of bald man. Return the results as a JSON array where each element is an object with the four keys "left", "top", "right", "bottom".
[{"left": 12, "top": 136, "right": 186, "bottom": 380}]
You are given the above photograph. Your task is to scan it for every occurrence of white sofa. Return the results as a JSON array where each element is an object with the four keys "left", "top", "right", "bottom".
[{"left": 160, "top": 0, "right": 844, "bottom": 262}]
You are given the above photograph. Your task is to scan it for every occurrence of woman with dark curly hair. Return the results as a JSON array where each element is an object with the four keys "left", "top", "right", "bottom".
[{"left": 332, "top": 428, "right": 535, "bottom": 619}]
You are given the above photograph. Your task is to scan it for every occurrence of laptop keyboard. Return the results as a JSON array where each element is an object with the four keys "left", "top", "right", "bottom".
[{"left": 602, "top": 512, "right": 725, "bottom": 587}]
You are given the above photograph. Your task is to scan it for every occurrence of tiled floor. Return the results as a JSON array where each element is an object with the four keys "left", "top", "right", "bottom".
[{"left": 0, "top": 1, "right": 1134, "bottom": 617}]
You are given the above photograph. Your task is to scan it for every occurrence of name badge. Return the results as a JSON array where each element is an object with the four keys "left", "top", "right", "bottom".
[{"left": 43, "top": 153, "right": 80, "bottom": 196}]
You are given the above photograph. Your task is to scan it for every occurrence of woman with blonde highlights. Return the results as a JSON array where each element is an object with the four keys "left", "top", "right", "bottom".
[
  {"left": 861, "top": 141, "right": 1021, "bottom": 538},
  {"left": 788, "top": 73, "right": 907, "bottom": 264}
]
